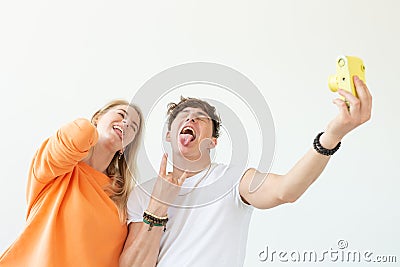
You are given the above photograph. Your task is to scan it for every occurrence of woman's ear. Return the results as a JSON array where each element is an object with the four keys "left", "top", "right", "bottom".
[{"left": 91, "top": 112, "right": 100, "bottom": 126}]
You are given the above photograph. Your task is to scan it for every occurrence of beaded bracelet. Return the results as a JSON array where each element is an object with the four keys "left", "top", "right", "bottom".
[
  {"left": 144, "top": 210, "right": 168, "bottom": 220},
  {"left": 143, "top": 211, "right": 168, "bottom": 232},
  {"left": 313, "top": 132, "right": 341, "bottom": 156}
]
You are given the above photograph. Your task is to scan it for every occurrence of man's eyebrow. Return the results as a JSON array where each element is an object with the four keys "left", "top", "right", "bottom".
[
  {"left": 118, "top": 109, "right": 139, "bottom": 129},
  {"left": 180, "top": 108, "right": 208, "bottom": 117},
  {"left": 195, "top": 111, "right": 208, "bottom": 117}
]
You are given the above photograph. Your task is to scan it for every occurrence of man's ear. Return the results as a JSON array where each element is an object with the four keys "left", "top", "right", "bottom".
[
  {"left": 166, "top": 131, "right": 171, "bottom": 142},
  {"left": 208, "top": 137, "right": 217, "bottom": 149}
]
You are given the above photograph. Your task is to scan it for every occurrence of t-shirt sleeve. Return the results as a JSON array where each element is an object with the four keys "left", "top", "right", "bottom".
[
  {"left": 229, "top": 165, "right": 254, "bottom": 210},
  {"left": 126, "top": 185, "right": 147, "bottom": 224}
]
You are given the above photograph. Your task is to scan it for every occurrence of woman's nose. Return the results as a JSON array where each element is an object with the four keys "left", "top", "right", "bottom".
[{"left": 122, "top": 119, "right": 129, "bottom": 127}]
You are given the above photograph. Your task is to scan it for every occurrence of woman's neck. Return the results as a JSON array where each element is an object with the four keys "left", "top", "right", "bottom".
[{"left": 82, "top": 142, "right": 116, "bottom": 174}]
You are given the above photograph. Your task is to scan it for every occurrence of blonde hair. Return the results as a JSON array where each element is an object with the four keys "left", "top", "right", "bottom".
[{"left": 91, "top": 99, "right": 144, "bottom": 222}]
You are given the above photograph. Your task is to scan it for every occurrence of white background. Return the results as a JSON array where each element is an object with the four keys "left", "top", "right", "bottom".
[{"left": 0, "top": 1, "right": 399, "bottom": 266}]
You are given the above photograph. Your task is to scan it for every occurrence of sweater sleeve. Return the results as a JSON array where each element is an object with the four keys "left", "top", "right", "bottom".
[{"left": 31, "top": 118, "right": 98, "bottom": 184}]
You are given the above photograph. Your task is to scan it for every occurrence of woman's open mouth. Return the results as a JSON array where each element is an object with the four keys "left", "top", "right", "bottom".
[{"left": 113, "top": 125, "right": 124, "bottom": 140}]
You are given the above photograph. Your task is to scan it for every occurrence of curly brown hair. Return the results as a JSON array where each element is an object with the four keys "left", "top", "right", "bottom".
[{"left": 167, "top": 96, "right": 221, "bottom": 138}]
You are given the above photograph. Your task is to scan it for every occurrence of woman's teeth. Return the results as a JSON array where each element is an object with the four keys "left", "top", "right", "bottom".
[{"left": 113, "top": 125, "right": 124, "bottom": 135}]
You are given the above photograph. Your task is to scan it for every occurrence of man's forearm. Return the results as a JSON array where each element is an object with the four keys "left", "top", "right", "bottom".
[
  {"left": 119, "top": 201, "right": 169, "bottom": 267},
  {"left": 119, "top": 222, "right": 164, "bottom": 267},
  {"left": 278, "top": 132, "right": 342, "bottom": 202},
  {"left": 239, "top": 132, "right": 343, "bottom": 208}
]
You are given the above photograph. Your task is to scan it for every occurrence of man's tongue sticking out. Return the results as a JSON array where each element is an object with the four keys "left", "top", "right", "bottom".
[{"left": 179, "top": 134, "right": 194, "bottom": 146}]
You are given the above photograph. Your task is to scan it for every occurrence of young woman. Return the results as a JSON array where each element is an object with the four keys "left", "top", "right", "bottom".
[{"left": 0, "top": 100, "right": 144, "bottom": 267}]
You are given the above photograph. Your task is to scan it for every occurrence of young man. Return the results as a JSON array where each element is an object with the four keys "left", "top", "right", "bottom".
[{"left": 119, "top": 76, "right": 372, "bottom": 267}]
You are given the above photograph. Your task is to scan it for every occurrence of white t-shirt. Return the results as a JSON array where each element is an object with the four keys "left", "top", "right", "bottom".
[{"left": 127, "top": 163, "right": 254, "bottom": 267}]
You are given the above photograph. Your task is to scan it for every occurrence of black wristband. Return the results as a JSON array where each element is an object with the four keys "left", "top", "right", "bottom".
[{"left": 313, "top": 132, "right": 341, "bottom": 156}]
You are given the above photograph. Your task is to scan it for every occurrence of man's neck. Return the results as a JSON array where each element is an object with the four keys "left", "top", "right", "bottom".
[{"left": 171, "top": 153, "right": 211, "bottom": 179}]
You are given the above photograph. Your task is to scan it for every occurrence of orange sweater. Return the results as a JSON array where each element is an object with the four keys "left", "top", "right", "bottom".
[{"left": 0, "top": 119, "right": 127, "bottom": 267}]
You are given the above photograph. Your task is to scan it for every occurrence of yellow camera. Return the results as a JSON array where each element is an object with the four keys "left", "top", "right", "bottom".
[{"left": 328, "top": 56, "right": 366, "bottom": 105}]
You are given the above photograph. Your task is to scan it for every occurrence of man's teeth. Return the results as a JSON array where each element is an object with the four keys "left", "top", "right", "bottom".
[{"left": 181, "top": 127, "right": 195, "bottom": 137}]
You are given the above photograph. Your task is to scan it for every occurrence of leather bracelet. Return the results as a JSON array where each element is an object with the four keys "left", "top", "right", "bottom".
[{"left": 313, "top": 132, "right": 341, "bottom": 156}]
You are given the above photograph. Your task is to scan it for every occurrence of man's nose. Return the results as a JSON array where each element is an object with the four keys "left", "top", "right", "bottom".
[{"left": 185, "top": 116, "right": 196, "bottom": 123}]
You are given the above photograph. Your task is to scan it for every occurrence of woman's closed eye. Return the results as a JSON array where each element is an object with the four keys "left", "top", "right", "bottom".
[{"left": 118, "top": 112, "right": 125, "bottom": 119}]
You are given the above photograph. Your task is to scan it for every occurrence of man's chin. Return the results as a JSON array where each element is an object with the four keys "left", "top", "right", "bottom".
[{"left": 176, "top": 146, "right": 202, "bottom": 162}]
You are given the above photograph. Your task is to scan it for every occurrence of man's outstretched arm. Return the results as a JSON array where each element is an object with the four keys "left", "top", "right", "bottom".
[{"left": 240, "top": 76, "right": 372, "bottom": 209}]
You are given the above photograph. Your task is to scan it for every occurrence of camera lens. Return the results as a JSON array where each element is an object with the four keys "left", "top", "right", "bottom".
[{"left": 338, "top": 58, "right": 345, "bottom": 67}]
